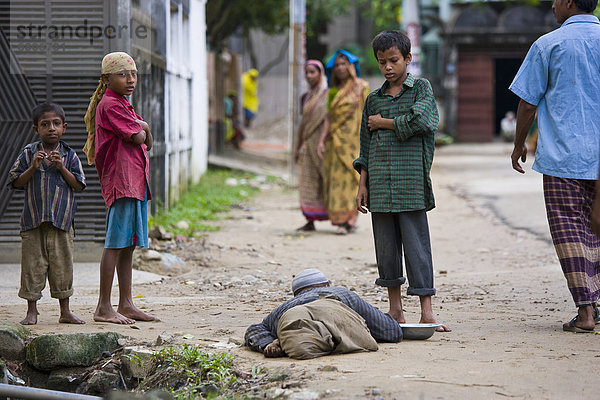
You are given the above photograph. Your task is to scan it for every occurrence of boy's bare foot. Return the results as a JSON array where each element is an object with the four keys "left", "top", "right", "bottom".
[
  {"left": 20, "top": 313, "right": 37, "bottom": 325},
  {"left": 420, "top": 317, "right": 451, "bottom": 332},
  {"left": 94, "top": 308, "right": 136, "bottom": 324},
  {"left": 118, "top": 305, "right": 160, "bottom": 322},
  {"left": 59, "top": 311, "right": 86, "bottom": 324},
  {"left": 389, "top": 310, "right": 406, "bottom": 324},
  {"left": 21, "top": 300, "right": 38, "bottom": 325}
]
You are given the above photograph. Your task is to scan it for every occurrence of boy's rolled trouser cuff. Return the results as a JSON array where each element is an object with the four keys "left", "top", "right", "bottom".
[
  {"left": 407, "top": 287, "right": 436, "bottom": 296},
  {"left": 18, "top": 290, "right": 43, "bottom": 302},
  {"left": 49, "top": 288, "right": 74, "bottom": 300},
  {"left": 375, "top": 277, "right": 406, "bottom": 287}
]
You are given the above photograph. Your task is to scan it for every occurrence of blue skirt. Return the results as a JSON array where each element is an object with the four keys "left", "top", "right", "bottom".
[{"left": 105, "top": 191, "right": 149, "bottom": 249}]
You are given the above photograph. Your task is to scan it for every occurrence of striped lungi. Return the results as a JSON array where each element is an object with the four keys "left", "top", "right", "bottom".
[{"left": 543, "top": 175, "right": 600, "bottom": 306}]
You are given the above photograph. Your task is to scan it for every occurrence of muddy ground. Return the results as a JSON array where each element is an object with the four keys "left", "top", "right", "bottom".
[{"left": 1, "top": 143, "right": 598, "bottom": 399}]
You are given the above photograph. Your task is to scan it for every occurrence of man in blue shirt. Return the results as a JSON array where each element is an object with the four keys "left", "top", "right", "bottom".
[{"left": 509, "top": 0, "right": 600, "bottom": 333}]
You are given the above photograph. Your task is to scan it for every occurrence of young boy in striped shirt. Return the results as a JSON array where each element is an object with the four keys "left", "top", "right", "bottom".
[
  {"left": 353, "top": 30, "right": 449, "bottom": 332},
  {"left": 9, "top": 102, "right": 86, "bottom": 325}
]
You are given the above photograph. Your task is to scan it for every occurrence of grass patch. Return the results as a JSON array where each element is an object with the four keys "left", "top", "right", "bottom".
[
  {"left": 141, "top": 344, "right": 244, "bottom": 399},
  {"left": 149, "top": 167, "right": 261, "bottom": 236}
]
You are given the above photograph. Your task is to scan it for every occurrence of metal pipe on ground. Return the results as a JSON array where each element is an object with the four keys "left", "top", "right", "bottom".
[{"left": 0, "top": 383, "right": 103, "bottom": 400}]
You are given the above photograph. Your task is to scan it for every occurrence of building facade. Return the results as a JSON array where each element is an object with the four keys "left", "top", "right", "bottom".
[
  {"left": 0, "top": 0, "right": 208, "bottom": 245},
  {"left": 443, "top": 0, "right": 558, "bottom": 141}
]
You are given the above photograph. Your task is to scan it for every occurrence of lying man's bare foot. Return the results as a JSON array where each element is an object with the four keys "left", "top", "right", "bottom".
[
  {"left": 59, "top": 311, "right": 86, "bottom": 324},
  {"left": 420, "top": 317, "right": 451, "bottom": 332},
  {"left": 118, "top": 305, "right": 160, "bottom": 322},
  {"left": 20, "top": 313, "right": 37, "bottom": 325},
  {"left": 94, "top": 308, "right": 135, "bottom": 324}
]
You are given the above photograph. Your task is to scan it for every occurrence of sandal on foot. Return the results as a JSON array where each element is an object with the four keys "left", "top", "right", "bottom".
[
  {"left": 335, "top": 223, "right": 355, "bottom": 235},
  {"left": 562, "top": 316, "right": 594, "bottom": 333},
  {"left": 296, "top": 221, "right": 315, "bottom": 232},
  {"left": 593, "top": 305, "right": 600, "bottom": 324},
  {"left": 335, "top": 225, "right": 349, "bottom": 235}
]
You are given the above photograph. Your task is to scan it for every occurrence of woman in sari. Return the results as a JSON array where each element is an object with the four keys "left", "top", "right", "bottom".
[
  {"left": 294, "top": 60, "right": 329, "bottom": 231},
  {"left": 317, "top": 50, "right": 370, "bottom": 235}
]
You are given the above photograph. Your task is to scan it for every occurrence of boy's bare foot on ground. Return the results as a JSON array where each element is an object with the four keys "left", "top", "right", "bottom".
[
  {"left": 389, "top": 311, "right": 405, "bottom": 324},
  {"left": 20, "top": 313, "right": 37, "bottom": 325},
  {"left": 59, "top": 311, "right": 86, "bottom": 324},
  {"left": 94, "top": 307, "right": 136, "bottom": 324},
  {"left": 117, "top": 305, "right": 159, "bottom": 322},
  {"left": 420, "top": 316, "right": 451, "bottom": 332}
]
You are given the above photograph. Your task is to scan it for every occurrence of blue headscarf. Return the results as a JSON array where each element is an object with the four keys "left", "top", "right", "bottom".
[{"left": 325, "top": 49, "right": 361, "bottom": 86}]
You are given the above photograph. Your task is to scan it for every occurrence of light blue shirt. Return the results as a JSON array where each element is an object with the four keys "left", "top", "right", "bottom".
[{"left": 509, "top": 15, "right": 600, "bottom": 180}]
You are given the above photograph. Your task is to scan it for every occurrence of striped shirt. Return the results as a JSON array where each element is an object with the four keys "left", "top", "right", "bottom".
[
  {"left": 244, "top": 286, "right": 402, "bottom": 352},
  {"left": 8, "top": 141, "right": 86, "bottom": 232},
  {"left": 353, "top": 74, "right": 438, "bottom": 212}
]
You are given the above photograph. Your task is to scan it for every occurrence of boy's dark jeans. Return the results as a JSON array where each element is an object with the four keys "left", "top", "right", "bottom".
[{"left": 371, "top": 211, "right": 436, "bottom": 296}]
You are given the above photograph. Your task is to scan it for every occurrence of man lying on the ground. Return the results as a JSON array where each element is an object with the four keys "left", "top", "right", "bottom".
[{"left": 244, "top": 268, "right": 402, "bottom": 359}]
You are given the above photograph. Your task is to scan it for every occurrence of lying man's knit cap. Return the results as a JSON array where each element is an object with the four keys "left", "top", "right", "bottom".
[{"left": 292, "top": 268, "right": 328, "bottom": 295}]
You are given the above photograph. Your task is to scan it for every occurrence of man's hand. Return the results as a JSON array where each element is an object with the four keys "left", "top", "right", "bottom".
[
  {"left": 263, "top": 339, "right": 284, "bottom": 358},
  {"left": 511, "top": 143, "right": 528, "bottom": 174},
  {"left": 511, "top": 99, "right": 537, "bottom": 174}
]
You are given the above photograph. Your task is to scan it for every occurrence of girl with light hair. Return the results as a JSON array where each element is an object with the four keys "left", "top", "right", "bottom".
[{"left": 84, "top": 51, "right": 158, "bottom": 324}]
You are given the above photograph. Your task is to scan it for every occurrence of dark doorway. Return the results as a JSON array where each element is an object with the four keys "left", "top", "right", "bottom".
[{"left": 494, "top": 58, "right": 522, "bottom": 136}]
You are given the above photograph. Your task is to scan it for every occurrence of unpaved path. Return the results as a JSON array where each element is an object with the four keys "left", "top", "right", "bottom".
[{"left": 1, "top": 143, "right": 598, "bottom": 399}]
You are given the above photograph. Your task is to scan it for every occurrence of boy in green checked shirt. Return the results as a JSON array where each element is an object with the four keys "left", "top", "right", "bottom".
[{"left": 353, "top": 30, "right": 450, "bottom": 332}]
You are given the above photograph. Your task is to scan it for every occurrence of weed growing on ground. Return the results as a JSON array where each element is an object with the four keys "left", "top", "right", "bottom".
[
  {"left": 143, "top": 344, "right": 243, "bottom": 399},
  {"left": 149, "top": 167, "right": 260, "bottom": 236}
]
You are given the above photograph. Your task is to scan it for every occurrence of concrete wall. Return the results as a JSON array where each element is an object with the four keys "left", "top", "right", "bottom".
[{"left": 164, "top": 0, "right": 208, "bottom": 207}]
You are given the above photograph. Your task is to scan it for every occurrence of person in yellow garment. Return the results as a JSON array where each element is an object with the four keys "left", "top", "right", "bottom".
[
  {"left": 317, "top": 50, "right": 370, "bottom": 235},
  {"left": 241, "top": 68, "right": 260, "bottom": 128}
]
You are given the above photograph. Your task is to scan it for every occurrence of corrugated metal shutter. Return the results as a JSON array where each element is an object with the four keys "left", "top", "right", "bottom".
[{"left": 0, "top": 0, "right": 107, "bottom": 242}]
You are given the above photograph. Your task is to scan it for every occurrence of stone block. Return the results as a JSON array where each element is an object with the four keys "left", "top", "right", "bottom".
[
  {"left": 47, "top": 366, "right": 87, "bottom": 392},
  {"left": 120, "top": 346, "right": 155, "bottom": 379},
  {"left": 79, "top": 370, "right": 120, "bottom": 396},
  {"left": 26, "top": 332, "right": 121, "bottom": 371},
  {"left": 0, "top": 321, "right": 30, "bottom": 361}
]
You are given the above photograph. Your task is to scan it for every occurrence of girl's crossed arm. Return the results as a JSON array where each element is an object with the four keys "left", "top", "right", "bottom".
[{"left": 132, "top": 119, "right": 153, "bottom": 150}]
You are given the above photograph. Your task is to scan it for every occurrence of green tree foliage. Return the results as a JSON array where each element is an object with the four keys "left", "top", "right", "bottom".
[
  {"left": 206, "top": 0, "right": 289, "bottom": 51},
  {"left": 306, "top": 0, "right": 401, "bottom": 46},
  {"left": 306, "top": 0, "right": 402, "bottom": 66}
]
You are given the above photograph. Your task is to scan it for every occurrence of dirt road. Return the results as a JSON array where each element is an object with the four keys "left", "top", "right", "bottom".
[{"left": 1, "top": 143, "right": 598, "bottom": 399}]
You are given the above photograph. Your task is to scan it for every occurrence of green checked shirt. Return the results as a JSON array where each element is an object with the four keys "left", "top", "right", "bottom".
[{"left": 353, "top": 74, "right": 438, "bottom": 212}]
